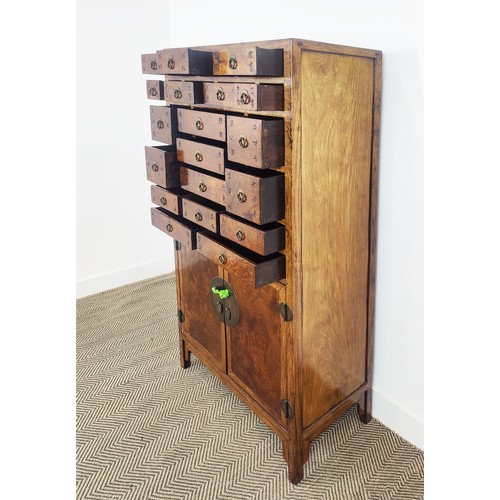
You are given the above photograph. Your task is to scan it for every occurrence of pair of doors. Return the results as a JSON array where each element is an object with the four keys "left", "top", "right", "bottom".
[{"left": 176, "top": 247, "right": 287, "bottom": 424}]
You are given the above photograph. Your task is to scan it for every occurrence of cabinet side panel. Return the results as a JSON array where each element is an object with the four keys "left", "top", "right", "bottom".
[{"left": 300, "top": 51, "right": 374, "bottom": 428}]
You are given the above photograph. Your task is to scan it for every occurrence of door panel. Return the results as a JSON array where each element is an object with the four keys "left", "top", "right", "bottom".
[
  {"left": 225, "top": 271, "right": 286, "bottom": 422},
  {"left": 177, "top": 245, "right": 225, "bottom": 370}
]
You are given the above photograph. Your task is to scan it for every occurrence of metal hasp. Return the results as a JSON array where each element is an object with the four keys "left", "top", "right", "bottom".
[
  {"left": 209, "top": 277, "right": 240, "bottom": 327},
  {"left": 281, "top": 399, "right": 294, "bottom": 419}
]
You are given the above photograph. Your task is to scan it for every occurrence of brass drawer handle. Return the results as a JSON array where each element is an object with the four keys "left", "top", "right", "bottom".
[
  {"left": 237, "top": 191, "right": 247, "bottom": 203},
  {"left": 148, "top": 87, "right": 158, "bottom": 97},
  {"left": 194, "top": 211, "right": 203, "bottom": 222},
  {"left": 173, "top": 88, "right": 183, "bottom": 99},
  {"left": 198, "top": 181, "right": 207, "bottom": 192},
  {"left": 229, "top": 55, "right": 238, "bottom": 70},
  {"left": 236, "top": 229, "right": 245, "bottom": 241},
  {"left": 239, "top": 135, "right": 249, "bottom": 148},
  {"left": 151, "top": 163, "right": 159, "bottom": 172},
  {"left": 195, "top": 119, "right": 204, "bottom": 130},
  {"left": 166, "top": 223, "right": 173, "bottom": 232},
  {"left": 216, "top": 88, "right": 225, "bottom": 101},
  {"left": 150, "top": 60, "right": 157, "bottom": 70},
  {"left": 156, "top": 120, "right": 164, "bottom": 129},
  {"left": 160, "top": 196, "right": 167, "bottom": 205},
  {"left": 218, "top": 253, "right": 227, "bottom": 265},
  {"left": 240, "top": 90, "right": 250, "bottom": 105},
  {"left": 195, "top": 150, "right": 203, "bottom": 162},
  {"left": 167, "top": 56, "right": 175, "bottom": 69}
]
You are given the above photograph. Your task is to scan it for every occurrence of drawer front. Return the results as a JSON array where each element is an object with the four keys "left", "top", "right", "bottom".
[
  {"left": 165, "top": 81, "right": 203, "bottom": 105},
  {"left": 225, "top": 168, "right": 285, "bottom": 225},
  {"left": 150, "top": 106, "right": 173, "bottom": 144},
  {"left": 145, "top": 145, "right": 179, "bottom": 188},
  {"left": 203, "top": 82, "right": 283, "bottom": 112},
  {"left": 219, "top": 214, "right": 285, "bottom": 256},
  {"left": 176, "top": 138, "right": 224, "bottom": 175},
  {"left": 141, "top": 53, "right": 163, "bottom": 75},
  {"left": 157, "top": 48, "right": 212, "bottom": 75},
  {"left": 150, "top": 208, "right": 198, "bottom": 249},
  {"left": 177, "top": 108, "right": 226, "bottom": 142},
  {"left": 182, "top": 198, "right": 221, "bottom": 233},
  {"left": 196, "top": 232, "right": 285, "bottom": 288},
  {"left": 150, "top": 185, "right": 183, "bottom": 215},
  {"left": 146, "top": 80, "right": 164, "bottom": 100},
  {"left": 180, "top": 166, "right": 226, "bottom": 206},
  {"left": 227, "top": 116, "right": 284, "bottom": 169},
  {"left": 213, "top": 47, "right": 283, "bottom": 76}
]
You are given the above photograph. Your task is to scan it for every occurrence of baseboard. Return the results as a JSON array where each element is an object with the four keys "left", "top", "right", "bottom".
[
  {"left": 76, "top": 259, "right": 174, "bottom": 298},
  {"left": 373, "top": 387, "right": 424, "bottom": 450}
]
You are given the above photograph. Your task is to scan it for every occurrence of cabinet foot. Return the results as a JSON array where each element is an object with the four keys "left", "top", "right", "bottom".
[
  {"left": 282, "top": 438, "right": 309, "bottom": 484},
  {"left": 357, "top": 388, "right": 372, "bottom": 424},
  {"left": 179, "top": 338, "right": 191, "bottom": 369}
]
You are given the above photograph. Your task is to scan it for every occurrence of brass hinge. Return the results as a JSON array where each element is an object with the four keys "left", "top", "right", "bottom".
[
  {"left": 178, "top": 309, "right": 185, "bottom": 323},
  {"left": 174, "top": 240, "right": 182, "bottom": 251},
  {"left": 279, "top": 303, "right": 293, "bottom": 322},
  {"left": 281, "top": 399, "right": 294, "bottom": 419}
]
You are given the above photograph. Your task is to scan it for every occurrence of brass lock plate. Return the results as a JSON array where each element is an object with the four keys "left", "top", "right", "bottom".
[{"left": 209, "top": 277, "right": 240, "bottom": 327}]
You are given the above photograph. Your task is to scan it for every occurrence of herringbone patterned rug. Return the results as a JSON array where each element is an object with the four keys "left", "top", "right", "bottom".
[{"left": 76, "top": 274, "right": 424, "bottom": 499}]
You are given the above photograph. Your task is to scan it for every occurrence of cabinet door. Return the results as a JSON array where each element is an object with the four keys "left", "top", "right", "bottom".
[
  {"left": 177, "top": 245, "right": 226, "bottom": 371},
  {"left": 224, "top": 271, "right": 287, "bottom": 423}
]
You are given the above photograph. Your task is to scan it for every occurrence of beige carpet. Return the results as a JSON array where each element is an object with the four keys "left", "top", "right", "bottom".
[{"left": 76, "top": 274, "right": 424, "bottom": 499}]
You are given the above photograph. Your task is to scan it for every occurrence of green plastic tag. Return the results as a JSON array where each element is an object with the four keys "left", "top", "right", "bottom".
[{"left": 211, "top": 286, "right": 230, "bottom": 299}]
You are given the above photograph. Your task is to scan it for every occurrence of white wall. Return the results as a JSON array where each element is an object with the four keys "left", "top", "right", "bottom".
[
  {"left": 76, "top": 0, "right": 173, "bottom": 297},
  {"left": 77, "top": 0, "right": 423, "bottom": 448}
]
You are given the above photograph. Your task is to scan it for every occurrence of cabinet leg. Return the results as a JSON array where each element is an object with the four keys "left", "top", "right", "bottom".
[
  {"left": 282, "top": 438, "right": 309, "bottom": 484},
  {"left": 357, "top": 388, "right": 372, "bottom": 424},
  {"left": 179, "top": 338, "right": 191, "bottom": 369}
]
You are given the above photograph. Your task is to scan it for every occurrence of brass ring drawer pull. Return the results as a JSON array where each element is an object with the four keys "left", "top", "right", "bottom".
[
  {"left": 237, "top": 191, "right": 247, "bottom": 203},
  {"left": 156, "top": 120, "right": 164, "bottom": 129},
  {"left": 151, "top": 163, "right": 159, "bottom": 172},
  {"left": 195, "top": 119, "right": 204, "bottom": 130},
  {"left": 218, "top": 253, "right": 227, "bottom": 264},
  {"left": 216, "top": 88, "right": 225, "bottom": 101},
  {"left": 229, "top": 55, "right": 238, "bottom": 69},
  {"left": 195, "top": 150, "right": 203, "bottom": 162},
  {"left": 167, "top": 57, "right": 175, "bottom": 69},
  {"left": 198, "top": 181, "right": 207, "bottom": 192},
  {"left": 150, "top": 60, "right": 157, "bottom": 70},
  {"left": 240, "top": 91, "right": 250, "bottom": 105},
  {"left": 236, "top": 229, "right": 245, "bottom": 241},
  {"left": 160, "top": 196, "right": 167, "bottom": 205},
  {"left": 239, "top": 135, "right": 249, "bottom": 148},
  {"left": 166, "top": 223, "right": 173, "bottom": 232},
  {"left": 194, "top": 211, "right": 203, "bottom": 222},
  {"left": 173, "top": 88, "right": 183, "bottom": 99},
  {"left": 148, "top": 87, "right": 158, "bottom": 97}
]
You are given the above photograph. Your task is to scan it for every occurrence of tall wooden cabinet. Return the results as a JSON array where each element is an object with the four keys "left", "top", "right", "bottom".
[{"left": 141, "top": 39, "right": 382, "bottom": 484}]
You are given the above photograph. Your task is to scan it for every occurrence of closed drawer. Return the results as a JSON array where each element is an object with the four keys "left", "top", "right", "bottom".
[
  {"left": 196, "top": 232, "right": 285, "bottom": 288},
  {"left": 213, "top": 47, "right": 283, "bottom": 76},
  {"left": 227, "top": 116, "right": 284, "bottom": 169},
  {"left": 145, "top": 145, "right": 180, "bottom": 188},
  {"left": 176, "top": 138, "right": 224, "bottom": 175},
  {"left": 180, "top": 166, "right": 226, "bottom": 206},
  {"left": 150, "top": 186, "right": 185, "bottom": 215},
  {"left": 182, "top": 197, "right": 223, "bottom": 233},
  {"left": 219, "top": 214, "right": 285, "bottom": 256},
  {"left": 141, "top": 53, "right": 163, "bottom": 75},
  {"left": 177, "top": 108, "right": 226, "bottom": 142},
  {"left": 146, "top": 80, "right": 164, "bottom": 100},
  {"left": 203, "top": 82, "right": 284, "bottom": 112},
  {"left": 150, "top": 207, "right": 198, "bottom": 250},
  {"left": 150, "top": 105, "right": 173, "bottom": 144},
  {"left": 165, "top": 81, "right": 203, "bottom": 105},
  {"left": 225, "top": 167, "right": 285, "bottom": 225},
  {"left": 157, "top": 48, "right": 212, "bottom": 75}
]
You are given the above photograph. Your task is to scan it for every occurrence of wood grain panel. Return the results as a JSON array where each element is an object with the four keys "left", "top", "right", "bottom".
[{"left": 300, "top": 51, "right": 374, "bottom": 428}]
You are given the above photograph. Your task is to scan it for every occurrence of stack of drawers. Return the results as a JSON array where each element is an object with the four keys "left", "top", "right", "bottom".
[
  {"left": 143, "top": 46, "right": 286, "bottom": 288},
  {"left": 141, "top": 39, "right": 382, "bottom": 484}
]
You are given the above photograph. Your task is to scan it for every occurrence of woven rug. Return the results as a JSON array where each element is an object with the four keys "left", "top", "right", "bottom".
[{"left": 76, "top": 274, "right": 424, "bottom": 499}]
